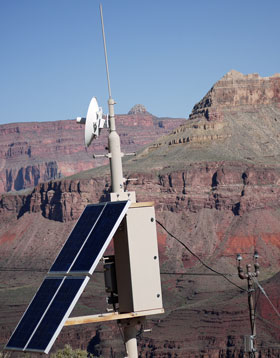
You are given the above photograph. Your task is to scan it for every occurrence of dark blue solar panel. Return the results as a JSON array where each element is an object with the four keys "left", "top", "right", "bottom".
[
  {"left": 5, "top": 277, "right": 63, "bottom": 351},
  {"left": 69, "top": 201, "right": 129, "bottom": 274},
  {"left": 49, "top": 204, "right": 105, "bottom": 273},
  {"left": 6, "top": 200, "right": 130, "bottom": 354},
  {"left": 26, "top": 277, "right": 88, "bottom": 353}
]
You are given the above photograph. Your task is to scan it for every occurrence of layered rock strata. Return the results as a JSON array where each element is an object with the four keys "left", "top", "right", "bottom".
[
  {"left": 0, "top": 163, "right": 280, "bottom": 356},
  {"left": 0, "top": 110, "right": 185, "bottom": 193},
  {"left": 130, "top": 71, "right": 280, "bottom": 173}
]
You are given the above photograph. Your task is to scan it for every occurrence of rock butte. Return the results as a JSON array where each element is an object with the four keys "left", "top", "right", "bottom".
[{"left": 0, "top": 71, "right": 280, "bottom": 357}]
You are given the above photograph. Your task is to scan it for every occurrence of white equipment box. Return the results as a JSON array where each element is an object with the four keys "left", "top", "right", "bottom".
[{"left": 114, "top": 203, "right": 163, "bottom": 313}]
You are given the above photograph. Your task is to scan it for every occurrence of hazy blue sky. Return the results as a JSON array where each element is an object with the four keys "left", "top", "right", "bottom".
[{"left": 0, "top": 0, "right": 279, "bottom": 125}]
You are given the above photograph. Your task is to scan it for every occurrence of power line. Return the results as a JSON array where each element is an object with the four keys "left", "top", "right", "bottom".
[
  {"left": 156, "top": 219, "right": 247, "bottom": 292},
  {"left": 0, "top": 268, "right": 237, "bottom": 277},
  {"left": 256, "top": 312, "right": 280, "bottom": 330},
  {"left": 0, "top": 268, "right": 106, "bottom": 273},
  {"left": 0, "top": 268, "right": 49, "bottom": 272},
  {"left": 161, "top": 272, "right": 237, "bottom": 276},
  {"left": 253, "top": 278, "right": 280, "bottom": 320}
]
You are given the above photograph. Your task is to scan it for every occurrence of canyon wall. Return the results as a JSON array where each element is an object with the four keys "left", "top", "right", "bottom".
[
  {"left": 1, "top": 71, "right": 280, "bottom": 356},
  {"left": 0, "top": 162, "right": 280, "bottom": 357},
  {"left": 0, "top": 110, "right": 185, "bottom": 193}
]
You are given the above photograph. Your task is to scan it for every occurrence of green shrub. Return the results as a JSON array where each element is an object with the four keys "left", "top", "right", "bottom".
[{"left": 51, "top": 344, "right": 95, "bottom": 358}]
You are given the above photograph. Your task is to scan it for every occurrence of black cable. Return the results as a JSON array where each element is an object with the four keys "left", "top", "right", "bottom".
[
  {"left": 0, "top": 268, "right": 237, "bottom": 277},
  {"left": 156, "top": 220, "right": 247, "bottom": 292},
  {"left": 109, "top": 294, "right": 126, "bottom": 355},
  {"left": 253, "top": 278, "right": 280, "bottom": 320},
  {"left": 116, "top": 320, "right": 127, "bottom": 354},
  {"left": 0, "top": 268, "right": 105, "bottom": 273},
  {"left": 160, "top": 272, "right": 236, "bottom": 276},
  {"left": 0, "top": 268, "right": 48, "bottom": 272},
  {"left": 256, "top": 312, "right": 280, "bottom": 330}
]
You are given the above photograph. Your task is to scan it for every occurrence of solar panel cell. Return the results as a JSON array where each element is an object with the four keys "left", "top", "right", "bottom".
[
  {"left": 69, "top": 201, "right": 129, "bottom": 274},
  {"left": 5, "top": 278, "right": 63, "bottom": 351},
  {"left": 49, "top": 204, "right": 105, "bottom": 273},
  {"left": 26, "top": 277, "right": 88, "bottom": 353}
]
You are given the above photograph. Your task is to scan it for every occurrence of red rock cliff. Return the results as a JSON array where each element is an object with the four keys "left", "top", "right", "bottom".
[{"left": 0, "top": 110, "right": 185, "bottom": 193}]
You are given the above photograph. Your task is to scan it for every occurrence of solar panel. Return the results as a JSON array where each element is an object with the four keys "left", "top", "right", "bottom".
[
  {"left": 6, "top": 276, "right": 89, "bottom": 354},
  {"left": 6, "top": 200, "right": 131, "bottom": 354},
  {"left": 50, "top": 200, "right": 130, "bottom": 275}
]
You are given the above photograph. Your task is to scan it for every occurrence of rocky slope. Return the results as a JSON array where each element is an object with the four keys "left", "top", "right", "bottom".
[
  {"left": 0, "top": 106, "right": 185, "bottom": 193},
  {"left": 128, "top": 70, "right": 280, "bottom": 173},
  {"left": 0, "top": 71, "right": 280, "bottom": 357},
  {"left": 1, "top": 164, "right": 280, "bottom": 357}
]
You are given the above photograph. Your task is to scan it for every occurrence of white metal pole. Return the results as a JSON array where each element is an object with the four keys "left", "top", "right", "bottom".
[
  {"left": 123, "top": 321, "right": 138, "bottom": 358},
  {"left": 108, "top": 98, "right": 124, "bottom": 193}
]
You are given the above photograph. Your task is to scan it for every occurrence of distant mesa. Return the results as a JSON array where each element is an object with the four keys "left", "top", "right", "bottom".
[{"left": 128, "top": 104, "right": 150, "bottom": 115}]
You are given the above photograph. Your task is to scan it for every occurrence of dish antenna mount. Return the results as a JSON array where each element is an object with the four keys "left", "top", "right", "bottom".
[
  {"left": 77, "top": 4, "right": 135, "bottom": 202},
  {"left": 77, "top": 97, "right": 106, "bottom": 147}
]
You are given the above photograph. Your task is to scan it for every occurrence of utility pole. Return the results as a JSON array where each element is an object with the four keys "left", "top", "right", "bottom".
[{"left": 236, "top": 251, "right": 260, "bottom": 357}]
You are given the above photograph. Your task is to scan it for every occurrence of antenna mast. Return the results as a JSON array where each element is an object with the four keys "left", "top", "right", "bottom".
[
  {"left": 100, "top": 4, "right": 112, "bottom": 99},
  {"left": 100, "top": 4, "right": 124, "bottom": 195}
]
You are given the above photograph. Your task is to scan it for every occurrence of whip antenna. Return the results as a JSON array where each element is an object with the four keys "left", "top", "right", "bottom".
[
  {"left": 77, "top": 3, "right": 136, "bottom": 199},
  {"left": 100, "top": 3, "right": 112, "bottom": 99}
]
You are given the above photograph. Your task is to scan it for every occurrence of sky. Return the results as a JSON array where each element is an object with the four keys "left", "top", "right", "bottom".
[{"left": 0, "top": 0, "right": 279, "bottom": 125}]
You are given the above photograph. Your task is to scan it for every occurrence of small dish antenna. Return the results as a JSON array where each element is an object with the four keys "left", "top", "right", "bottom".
[{"left": 77, "top": 97, "right": 107, "bottom": 147}]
